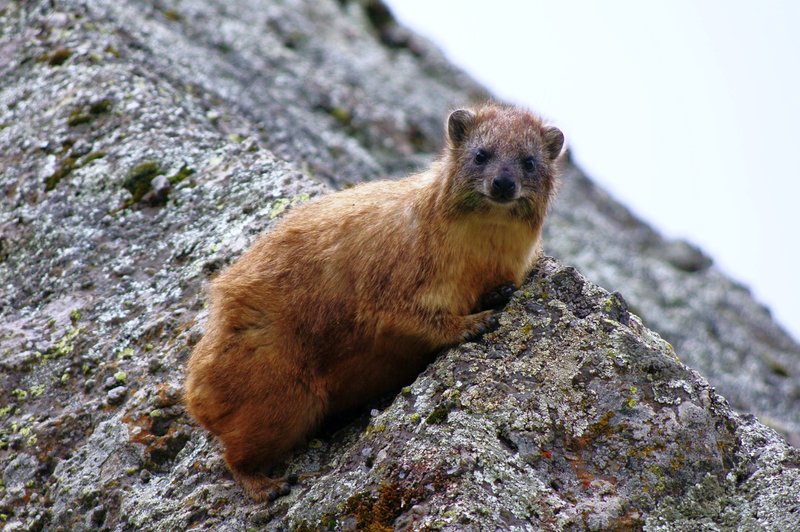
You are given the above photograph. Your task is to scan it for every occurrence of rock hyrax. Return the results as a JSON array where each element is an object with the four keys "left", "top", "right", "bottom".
[{"left": 185, "top": 102, "right": 565, "bottom": 500}]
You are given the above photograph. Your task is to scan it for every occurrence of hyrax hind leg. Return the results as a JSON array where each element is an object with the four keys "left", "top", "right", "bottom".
[{"left": 217, "top": 372, "right": 326, "bottom": 502}]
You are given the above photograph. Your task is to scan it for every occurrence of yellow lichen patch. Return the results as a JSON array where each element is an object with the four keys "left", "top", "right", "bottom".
[
  {"left": 46, "top": 326, "right": 82, "bottom": 360},
  {"left": 10, "top": 389, "right": 27, "bottom": 400},
  {"left": 365, "top": 424, "right": 386, "bottom": 436},
  {"left": 268, "top": 193, "right": 311, "bottom": 219}
]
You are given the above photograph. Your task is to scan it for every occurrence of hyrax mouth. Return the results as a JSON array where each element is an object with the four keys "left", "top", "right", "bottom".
[{"left": 487, "top": 195, "right": 517, "bottom": 205}]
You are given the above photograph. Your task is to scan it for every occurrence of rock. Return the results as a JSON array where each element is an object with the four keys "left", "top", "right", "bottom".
[
  {"left": 660, "top": 238, "right": 713, "bottom": 272},
  {"left": 106, "top": 386, "right": 128, "bottom": 405},
  {"left": 3, "top": 454, "right": 38, "bottom": 494},
  {"left": 272, "top": 259, "right": 800, "bottom": 530},
  {"left": 0, "top": 0, "right": 798, "bottom": 530},
  {"left": 141, "top": 174, "right": 171, "bottom": 206},
  {"left": 0, "top": 351, "right": 37, "bottom": 372},
  {"left": 546, "top": 168, "right": 800, "bottom": 442}
]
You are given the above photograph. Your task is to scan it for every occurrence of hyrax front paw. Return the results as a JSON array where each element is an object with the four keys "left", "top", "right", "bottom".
[
  {"left": 462, "top": 310, "right": 500, "bottom": 341},
  {"left": 478, "top": 281, "right": 517, "bottom": 310}
]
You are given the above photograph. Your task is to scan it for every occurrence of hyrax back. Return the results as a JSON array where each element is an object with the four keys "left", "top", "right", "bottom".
[{"left": 184, "top": 103, "right": 565, "bottom": 500}]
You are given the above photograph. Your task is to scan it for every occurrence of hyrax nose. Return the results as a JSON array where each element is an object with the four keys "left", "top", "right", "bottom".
[{"left": 490, "top": 171, "right": 516, "bottom": 200}]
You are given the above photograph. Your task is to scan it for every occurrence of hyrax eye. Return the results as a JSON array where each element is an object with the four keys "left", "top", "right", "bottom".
[
  {"left": 523, "top": 157, "right": 536, "bottom": 172},
  {"left": 473, "top": 149, "right": 489, "bottom": 165}
]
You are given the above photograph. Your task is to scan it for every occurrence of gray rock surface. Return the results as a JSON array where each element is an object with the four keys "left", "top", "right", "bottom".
[
  {"left": 1, "top": 0, "right": 798, "bottom": 530},
  {"left": 546, "top": 165, "right": 800, "bottom": 445}
]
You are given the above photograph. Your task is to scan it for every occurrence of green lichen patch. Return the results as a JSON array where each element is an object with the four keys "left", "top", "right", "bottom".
[
  {"left": 602, "top": 292, "right": 630, "bottom": 325},
  {"left": 89, "top": 99, "right": 113, "bottom": 115},
  {"left": 365, "top": 423, "right": 386, "bottom": 435},
  {"left": 425, "top": 400, "right": 456, "bottom": 425},
  {"left": 43, "top": 47, "right": 72, "bottom": 66},
  {"left": 625, "top": 385, "right": 639, "bottom": 409},
  {"left": 215, "top": 41, "right": 233, "bottom": 54},
  {"left": 762, "top": 352, "right": 790, "bottom": 378},
  {"left": 67, "top": 112, "right": 93, "bottom": 127},
  {"left": 167, "top": 164, "right": 195, "bottom": 185},
  {"left": 44, "top": 156, "right": 76, "bottom": 191},
  {"left": 268, "top": 198, "right": 290, "bottom": 219},
  {"left": 44, "top": 326, "right": 82, "bottom": 360},
  {"left": 329, "top": 106, "right": 352, "bottom": 128},
  {"left": 67, "top": 98, "right": 113, "bottom": 127},
  {"left": 268, "top": 193, "right": 311, "bottom": 219},
  {"left": 282, "top": 30, "right": 309, "bottom": 50},
  {"left": 10, "top": 388, "right": 27, "bottom": 400},
  {"left": 104, "top": 44, "right": 120, "bottom": 58},
  {"left": 161, "top": 8, "right": 183, "bottom": 22},
  {"left": 122, "top": 160, "right": 162, "bottom": 205}
]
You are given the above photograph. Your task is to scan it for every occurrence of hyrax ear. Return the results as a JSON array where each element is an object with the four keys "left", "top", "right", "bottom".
[
  {"left": 543, "top": 126, "right": 565, "bottom": 160},
  {"left": 447, "top": 108, "right": 476, "bottom": 147}
]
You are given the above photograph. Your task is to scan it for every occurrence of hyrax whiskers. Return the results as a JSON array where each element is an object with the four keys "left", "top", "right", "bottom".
[{"left": 184, "top": 103, "right": 565, "bottom": 501}]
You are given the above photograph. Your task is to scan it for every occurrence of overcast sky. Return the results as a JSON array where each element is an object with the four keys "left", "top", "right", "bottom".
[{"left": 385, "top": 0, "right": 800, "bottom": 341}]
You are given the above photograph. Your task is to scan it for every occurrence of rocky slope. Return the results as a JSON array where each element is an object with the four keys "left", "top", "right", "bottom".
[{"left": 1, "top": 0, "right": 798, "bottom": 530}]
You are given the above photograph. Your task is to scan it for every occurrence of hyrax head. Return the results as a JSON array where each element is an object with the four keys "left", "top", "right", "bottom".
[{"left": 445, "top": 104, "right": 564, "bottom": 214}]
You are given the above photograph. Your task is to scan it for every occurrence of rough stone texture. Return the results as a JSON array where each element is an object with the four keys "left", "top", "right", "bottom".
[
  {"left": 0, "top": 0, "right": 798, "bottom": 530},
  {"left": 546, "top": 166, "right": 800, "bottom": 445}
]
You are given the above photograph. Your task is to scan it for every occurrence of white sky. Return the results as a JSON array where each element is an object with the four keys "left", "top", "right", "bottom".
[{"left": 386, "top": 0, "right": 800, "bottom": 341}]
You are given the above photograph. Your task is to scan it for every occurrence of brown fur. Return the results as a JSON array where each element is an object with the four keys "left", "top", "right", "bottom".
[{"left": 184, "top": 103, "right": 565, "bottom": 500}]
